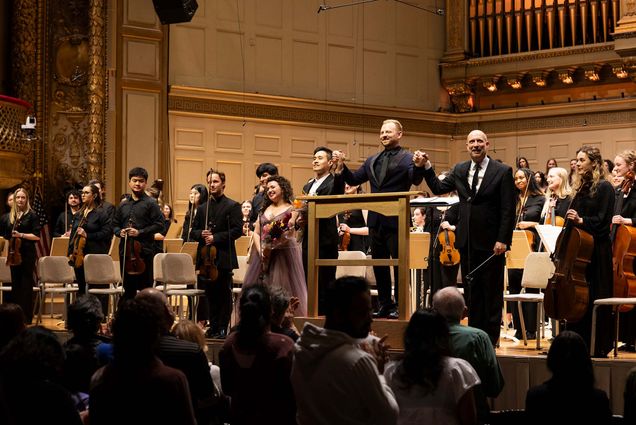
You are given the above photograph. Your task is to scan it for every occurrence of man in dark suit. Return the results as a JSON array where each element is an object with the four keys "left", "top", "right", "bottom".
[
  {"left": 418, "top": 129, "right": 515, "bottom": 345},
  {"left": 300, "top": 146, "right": 344, "bottom": 314},
  {"left": 333, "top": 119, "right": 426, "bottom": 319},
  {"left": 191, "top": 169, "right": 243, "bottom": 338}
]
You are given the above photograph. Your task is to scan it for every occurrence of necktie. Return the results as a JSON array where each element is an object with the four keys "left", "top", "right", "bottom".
[
  {"left": 471, "top": 162, "right": 481, "bottom": 195},
  {"left": 378, "top": 152, "right": 390, "bottom": 184}
]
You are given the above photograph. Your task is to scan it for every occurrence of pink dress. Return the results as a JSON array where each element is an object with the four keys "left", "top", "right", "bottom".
[{"left": 243, "top": 207, "right": 308, "bottom": 316}]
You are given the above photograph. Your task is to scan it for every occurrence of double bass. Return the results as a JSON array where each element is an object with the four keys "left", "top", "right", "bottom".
[
  {"left": 544, "top": 183, "right": 593, "bottom": 322},
  {"left": 612, "top": 171, "right": 636, "bottom": 311}
]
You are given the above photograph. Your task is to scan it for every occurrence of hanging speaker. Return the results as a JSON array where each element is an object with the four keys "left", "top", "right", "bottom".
[{"left": 152, "top": 0, "right": 198, "bottom": 24}]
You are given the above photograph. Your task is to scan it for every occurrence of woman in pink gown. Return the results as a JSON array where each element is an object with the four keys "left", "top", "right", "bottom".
[{"left": 243, "top": 175, "right": 308, "bottom": 316}]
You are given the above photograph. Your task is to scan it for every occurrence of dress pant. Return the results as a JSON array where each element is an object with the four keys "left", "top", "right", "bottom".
[
  {"left": 9, "top": 256, "right": 36, "bottom": 324},
  {"left": 199, "top": 269, "right": 233, "bottom": 334},
  {"left": 370, "top": 225, "right": 399, "bottom": 310}
]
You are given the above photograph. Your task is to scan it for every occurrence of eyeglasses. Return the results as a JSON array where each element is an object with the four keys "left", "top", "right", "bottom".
[{"left": 81, "top": 191, "right": 92, "bottom": 195}]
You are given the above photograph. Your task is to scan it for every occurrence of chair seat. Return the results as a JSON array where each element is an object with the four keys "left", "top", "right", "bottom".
[
  {"left": 43, "top": 287, "right": 79, "bottom": 294},
  {"left": 166, "top": 289, "right": 205, "bottom": 296},
  {"left": 504, "top": 293, "right": 544, "bottom": 302},
  {"left": 594, "top": 297, "right": 636, "bottom": 306},
  {"left": 0, "top": 286, "right": 11, "bottom": 291},
  {"left": 155, "top": 284, "right": 188, "bottom": 291},
  {"left": 88, "top": 288, "right": 124, "bottom": 295}
]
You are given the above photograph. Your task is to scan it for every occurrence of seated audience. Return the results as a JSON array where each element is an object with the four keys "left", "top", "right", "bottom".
[
  {"left": 625, "top": 367, "right": 636, "bottom": 423},
  {"left": 220, "top": 284, "right": 296, "bottom": 425},
  {"left": 0, "top": 327, "right": 82, "bottom": 425},
  {"left": 270, "top": 285, "right": 300, "bottom": 341},
  {"left": 89, "top": 299, "right": 196, "bottom": 425},
  {"left": 292, "top": 276, "right": 398, "bottom": 425},
  {"left": 384, "top": 309, "right": 479, "bottom": 425},
  {"left": 433, "top": 287, "right": 504, "bottom": 424},
  {"left": 0, "top": 303, "right": 26, "bottom": 351},
  {"left": 525, "top": 331, "right": 611, "bottom": 424}
]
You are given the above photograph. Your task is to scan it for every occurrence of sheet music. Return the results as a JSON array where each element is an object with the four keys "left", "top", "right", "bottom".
[
  {"left": 410, "top": 196, "right": 459, "bottom": 207},
  {"left": 535, "top": 225, "right": 563, "bottom": 254}
]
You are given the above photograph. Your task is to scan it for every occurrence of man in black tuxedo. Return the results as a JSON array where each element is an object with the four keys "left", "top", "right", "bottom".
[
  {"left": 300, "top": 146, "right": 344, "bottom": 314},
  {"left": 191, "top": 169, "right": 243, "bottom": 338},
  {"left": 333, "top": 120, "right": 426, "bottom": 319},
  {"left": 418, "top": 130, "right": 515, "bottom": 345}
]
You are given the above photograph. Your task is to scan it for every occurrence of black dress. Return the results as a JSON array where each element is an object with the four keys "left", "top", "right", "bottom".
[
  {"left": 3, "top": 210, "right": 40, "bottom": 324},
  {"left": 616, "top": 186, "right": 636, "bottom": 346},
  {"left": 337, "top": 209, "right": 368, "bottom": 253},
  {"left": 567, "top": 180, "right": 615, "bottom": 356}
]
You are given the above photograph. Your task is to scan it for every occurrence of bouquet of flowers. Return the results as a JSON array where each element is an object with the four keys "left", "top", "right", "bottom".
[
  {"left": 293, "top": 198, "right": 308, "bottom": 243},
  {"left": 260, "top": 210, "right": 294, "bottom": 275}
]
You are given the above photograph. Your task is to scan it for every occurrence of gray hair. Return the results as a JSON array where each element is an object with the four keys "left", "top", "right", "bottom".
[{"left": 432, "top": 287, "right": 465, "bottom": 323}]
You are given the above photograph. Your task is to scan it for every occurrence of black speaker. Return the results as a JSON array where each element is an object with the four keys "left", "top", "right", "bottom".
[{"left": 152, "top": 0, "right": 198, "bottom": 24}]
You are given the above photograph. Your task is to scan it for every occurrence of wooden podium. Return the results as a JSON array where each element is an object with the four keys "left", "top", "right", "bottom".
[{"left": 298, "top": 191, "right": 420, "bottom": 320}]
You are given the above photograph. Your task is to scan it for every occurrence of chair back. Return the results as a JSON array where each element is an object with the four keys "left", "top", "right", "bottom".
[
  {"left": 108, "top": 237, "right": 120, "bottom": 261},
  {"left": 0, "top": 257, "right": 11, "bottom": 283},
  {"left": 154, "top": 253, "right": 168, "bottom": 284},
  {"left": 162, "top": 253, "right": 197, "bottom": 285},
  {"left": 0, "top": 237, "right": 7, "bottom": 256},
  {"left": 507, "top": 230, "right": 532, "bottom": 269},
  {"left": 180, "top": 242, "right": 199, "bottom": 264},
  {"left": 84, "top": 254, "right": 119, "bottom": 285},
  {"left": 235, "top": 236, "right": 252, "bottom": 256},
  {"left": 38, "top": 256, "right": 76, "bottom": 284},
  {"left": 233, "top": 255, "right": 248, "bottom": 285},
  {"left": 336, "top": 250, "right": 367, "bottom": 279},
  {"left": 163, "top": 238, "right": 183, "bottom": 253},
  {"left": 50, "top": 237, "right": 70, "bottom": 256},
  {"left": 521, "top": 252, "right": 555, "bottom": 290},
  {"left": 165, "top": 219, "right": 182, "bottom": 239}
]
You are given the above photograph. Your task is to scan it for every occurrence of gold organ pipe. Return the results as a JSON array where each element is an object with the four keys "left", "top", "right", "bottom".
[
  {"left": 487, "top": 0, "right": 495, "bottom": 56},
  {"left": 506, "top": 0, "right": 514, "bottom": 54},
  {"left": 535, "top": 0, "right": 544, "bottom": 50},
  {"left": 601, "top": 0, "right": 608, "bottom": 42},
  {"left": 471, "top": 0, "right": 477, "bottom": 56},
  {"left": 580, "top": 0, "right": 587, "bottom": 45},
  {"left": 479, "top": 0, "right": 486, "bottom": 56},
  {"left": 496, "top": 1, "right": 504, "bottom": 55},
  {"left": 590, "top": 0, "right": 598, "bottom": 43},
  {"left": 569, "top": 2, "right": 577, "bottom": 46},
  {"left": 611, "top": 0, "right": 618, "bottom": 34},
  {"left": 546, "top": 0, "right": 555, "bottom": 48},
  {"left": 558, "top": 1, "right": 566, "bottom": 47}
]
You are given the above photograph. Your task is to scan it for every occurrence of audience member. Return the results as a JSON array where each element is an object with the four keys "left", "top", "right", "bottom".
[
  {"left": 625, "top": 367, "right": 636, "bottom": 423},
  {"left": 0, "top": 326, "right": 83, "bottom": 425},
  {"left": 89, "top": 299, "right": 196, "bottom": 425},
  {"left": 292, "top": 276, "right": 398, "bottom": 425},
  {"left": 220, "top": 284, "right": 296, "bottom": 425},
  {"left": 525, "top": 331, "right": 611, "bottom": 424},
  {"left": 0, "top": 303, "right": 26, "bottom": 351},
  {"left": 270, "top": 285, "right": 300, "bottom": 341},
  {"left": 384, "top": 309, "right": 479, "bottom": 425},
  {"left": 433, "top": 287, "right": 504, "bottom": 424}
]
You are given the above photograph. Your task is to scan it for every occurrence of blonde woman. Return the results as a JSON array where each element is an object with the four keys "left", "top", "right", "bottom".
[
  {"left": 541, "top": 167, "right": 573, "bottom": 224},
  {"left": 3, "top": 188, "right": 40, "bottom": 324}
]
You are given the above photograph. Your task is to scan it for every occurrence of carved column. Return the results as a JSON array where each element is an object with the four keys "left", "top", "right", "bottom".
[
  {"left": 613, "top": 0, "right": 636, "bottom": 56},
  {"left": 443, "top": 0, "right": 469, "bottom": 61},
  {"left": 11, "top": 0, "right": 37, "bottom": 105},
  {"left": 87, "top": 0, "right": 106, "bottom": 181}
]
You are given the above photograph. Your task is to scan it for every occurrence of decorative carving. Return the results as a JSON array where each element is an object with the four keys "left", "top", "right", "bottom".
[
  {"left": 87, "top": 0, "right": 106, "bottom": 181},
  {"left": 11, "top": 0, "right": 37, "bottom": 105},
  {"left": 445, "top": 82, "right": 475, "bottom": 113}
]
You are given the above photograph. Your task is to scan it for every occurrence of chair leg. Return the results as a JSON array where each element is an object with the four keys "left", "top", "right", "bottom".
[
  {"left": 614, "top": 306, "right": 620, "bottom": 358},
  {"left": 590, "top": 305, "right": 599, "bottom": 356},
  {"left": 536, "top": 302, "right": 542, "bottom": 350},
  {"left": 517, "top": 301, "right": 528, "bottom": 346}
]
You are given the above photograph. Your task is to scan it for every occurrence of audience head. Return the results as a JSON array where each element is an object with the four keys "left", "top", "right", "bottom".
[
  {"left": 88, "top": 178, "right": 107, "bottom": 200},
  {"left": 66, "top": 294, "right": 104, "bottom": 339},
  {"left": 547, "top": 331, "right": 594, "bottom": 389},
  {"left": 0, "top": 326, "right": 65, "bottom": 383},
  {"left": 135, "top": 288, "right": 175, "bottom": 333},
  {"left": 111, "top": 299, "right": 162, "bottom": 367},
  {"left": 163, "top": 203, "right": 176, "bottom": 222},
  {"left": 270, "top": 285, "right": 291, "bottom": 327},
  {"left": 534, "top": 171, "right": 548, "bottom": 189},
  {"left": 603, "top": 158, "right": 614, "bottom": 174},
  {"left": 173, "top": 320, "right": 208, "bottom": 352},
  {"left": 324, "top": 276, "right": 372, "bottom": 339},
  {"left": 0, "top": 303, "right": 26, "bottom": 350},
  {"left": 432, "top": 287, "right": 466, "bottom": 324},
  {"left": 237, "top": 284, "right": 272, "bottom": 350},
  {"left": 398, "top": 309, "right": 450, "bottom": 393}
]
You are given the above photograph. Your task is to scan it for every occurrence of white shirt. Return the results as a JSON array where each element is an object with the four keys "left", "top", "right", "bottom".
[
  {"left": 308, "top": 174, "right": 330, "bottom": 196},
  {"left": 467, "top": 156, "right": 489, "bottom": 193}
]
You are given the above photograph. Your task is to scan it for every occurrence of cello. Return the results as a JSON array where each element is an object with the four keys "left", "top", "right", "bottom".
[
  {"left": 544, "top": 182, "right": 593, "bottom": 322},
  {"left": 611, "top": 171, "right": 636, "bottom": 311}
]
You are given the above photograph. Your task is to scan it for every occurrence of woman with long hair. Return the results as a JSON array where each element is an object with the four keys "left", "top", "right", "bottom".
[
  {"left": 3, "top": 187, "right": 40, "bottom": 324},
  {"left": 384, "top": 309, "right": 479, "bottom": 425},
  {"left": 540, "top": 167, "right": 572, "bottom": 224},
  {"left": 180, "top": 184, "right": 208, "bottom": 241},
  {"left": 68, "top": 184, "right": 112, "bottom": 294},
  {"left": 533, "top": 171, "right": 548, "bottom": 192},
  {"left": 219, "top": 285, "right": 296, "bottom": 425},
  {"left": 526, "top": 331, "right": 611, "bottom": 423},
  {"left": 545, "top": 158, "right": 558, "bottom": 174},
  {"left": 241, "top": 200, "right": 252, "bottom": 236},
  {"left": 337, "top": 183, "right": 369, "bottom": 252},
  {"left": 516, "top": 156, "right": 529, "bottom": 170},
  {"left": 243, "top": 175, "right": 307, "bottom": 316},
  {"left": 565, "top": 146, "right": 615, "bottom": 357}
]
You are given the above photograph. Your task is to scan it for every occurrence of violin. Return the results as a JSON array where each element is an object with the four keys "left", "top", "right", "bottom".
[
  {"left": 68, "top": 213, "right": 88, "bottom": 268},
  {"left": 438, "top": 228, "right": 460, "bottom": 266},
  {"left": 198, "top": 195, "right": 219, "bottom": 282},
  {"left": 544, "top": 196, "right": 565, "bottom": 227},
  {"left": 611, "top": 171, "right": 636, "bottom": 311},
  {"left": 6, "top": 214, "right": 23, "bottom": 267},
  {"left": 123, "top": 217, "right": 146, "bottom": 275},
  {"left": 339, "top": 210, "right": 352, "bottom": 251},
  {"left": 544, "top": 183, "right": 593, "bottom": 322}
]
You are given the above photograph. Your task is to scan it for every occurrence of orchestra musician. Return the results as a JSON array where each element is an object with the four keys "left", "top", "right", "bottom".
[
  {"left": 508, "top": 168, "right": 545, "bottom": 340},
  {"left": 241, "top": 200, "right": 252, "bottom": 236},
  {"left": 190, "top": 169, "right": 243, "bottom": 339},
  {"left": 3, "top": 188, "right": 40, "bottom": 324},
  {"left": 541, "top": 167, "right": 572, "bottom": 224},
  {"left": 88, "top": 178, "right": 115, "bottom": 223},
  {"left": 181, "top": 184, "right": 208, "bottom": 242},
  {"left": 337, "top": 184, "right": 369, "bottom": 253},
  {"left": 113, "top": 167, "right": 164, "bottom": 300},
  {"left": 249, "top": 163, "right": 278, "bottom": 229},
  {"left": 612, "top": 150, "right": 636, "bottom": 352},
  {"left": 565, "top": 146, "right": 615, "bottom": 357},
  {"left": 68, "top": 184, "right": 113, "bottom": 294},
  {"left": 419, "top": 129, "right": 516, "bottom": 346},
  {"left": 53, "top": 189, "right": 81, "bottom": 237}
]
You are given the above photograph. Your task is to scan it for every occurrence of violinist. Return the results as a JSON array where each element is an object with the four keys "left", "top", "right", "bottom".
[
  {"left": 3, "top": 188, "right": 40, "bottom": 324},
  {"left": 191, "top": 169, "right": 242, "bottom": 338},
  {"left": 67, "top": 184, "right": 113, "bottom": 294},
  {"left": 53, "top": 189, "right": 81, "bottom": 237},
  {"left": 509, "top": 168, "right": 545, "bottom": 340},
  {"left": 88, "top": 179, "right": 115, "bottom": 223},
  {"left": 411, "top": 207, "right": 425, "bottom": 232},
  {"left": 113, "top": 167, "right": 164, "bottom": 300},
  {"left": 241, "top": 200, "right": 252, "bottom": 236},
  {"left": 565, "top": 146, "right": 615, "bottom": 357},
  {"left": 0, "top": 192, "right": 14, "bottom": 243},
  {"left": 612, "top": 150, "right": 636, "bottom": 352},
  {"left": 180, "top": 184, "right": 208, "bottom": 242},
  {"left": 337, "top": 184, "right": 369, "bottom": 253},
  {"left": 540, "top": 167, "right": 572, "bottom": 224}
]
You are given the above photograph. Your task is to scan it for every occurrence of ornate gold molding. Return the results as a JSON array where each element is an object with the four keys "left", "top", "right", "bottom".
[{"left": 87, "top": 0, "right": 106, "bottom": 181}]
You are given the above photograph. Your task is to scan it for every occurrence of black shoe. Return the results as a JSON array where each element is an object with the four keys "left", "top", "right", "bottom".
[
  {"left": 387, "top": 310, "right": 399, "bottom": 320},
  {"left": 514, "top": 330, "right": 523, "bottom": 340},
  {"left": 373, "top": 305, "right": 391, "bottom": 319},
  {"left": 213, "top": 329, "right": 227, "bottom": 339},
  {"left": 526, "top": 331, "right": 536, "bottom": 340}
]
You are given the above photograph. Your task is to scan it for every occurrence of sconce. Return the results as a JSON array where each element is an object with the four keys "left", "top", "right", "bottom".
[
  {"left": 558, "top": 69, "right": 574, "bottom": 84},
  {"left": 612, "top": 63, "right": 629, "bottom": 79},
  {"left": 531, "top": 72, "right": 548, "bottom": 87},
  {"left": 583, "top": 65, "right": 600, "bottom": 82},
  {"left": 506, "top": 75, "right": 523, "bottom": 90},
  {"left": 482, "top": 77, "right": 499, "bottom": 92}
]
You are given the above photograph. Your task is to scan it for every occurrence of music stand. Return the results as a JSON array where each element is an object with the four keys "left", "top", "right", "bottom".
[
  {"left": 409, "top": 232, "right": 430, "bottom": 311},
  {"left": 535, "top": 224, "right": 562, "bottom": 254}
]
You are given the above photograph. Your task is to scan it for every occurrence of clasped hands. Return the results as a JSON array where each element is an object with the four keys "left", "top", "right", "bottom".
[
  {"left": 331, "top": 149, "right": 429, "bottom": 170},
  {"left": 120, "top": 227, "right": 139, "bottom": 238},
  {"left": 202, "top": 229, "right": 214, "bottom": 245}
]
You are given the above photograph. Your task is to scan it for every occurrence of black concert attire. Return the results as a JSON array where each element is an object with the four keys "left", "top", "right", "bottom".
[
  {"left": 101, "top": 200, "right": 115, "bottom": 221},
  {"left": 0, "top": 212, "right": 9, "bottom": 242},
  {"left": 301, "top": 174, "right": 344, "bottom": 314},
  {"left": 424, "top": 157, "right": 516, "bottom": 345},
  {"left": 53, "top": 209, "right": 77, "bottom": 237},
  {"left": 567, "top": 180, "right": 615, "bottom": 357},
  {"left": 67, "top": 206, "right": 113, "bottom": 294},
  {"left": 181, "top": 206, "right": 200, "bottom": 242},
  {"left": 191, "top": 194, "right": 243, "bottom": 336},
  {"left": 508, "top": 193, "right": 544, "bottom": 337},
  {"left": 421, "top": 204, "right": 461, "bottom": 310},
  {"left": 341, "top": 146, "right": 426, "bottom": 316},
  {"left": 3, "top": 210, "right": 40, "bottom": 324},
  {"left": 337, "top": 209, "right": 369, "bottom": 253},
  {"left": 617, "top": 184, "right": 636, "bottom": 348},
  {"left": 113, "top": 193, "right": 164, "bottom": 300},
  {"left": 249, "top": 190, "right": 265, "bottom": 230}
]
